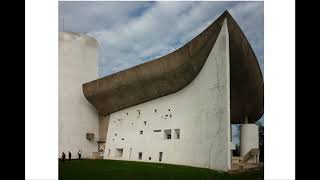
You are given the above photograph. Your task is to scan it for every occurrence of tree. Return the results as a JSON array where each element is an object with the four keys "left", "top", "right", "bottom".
[
  {"left": 232, "top": 124, "right": 241, "bottom": 156},
  {"left": 255, "top": 121, "right": 264, "bottom": 162}
]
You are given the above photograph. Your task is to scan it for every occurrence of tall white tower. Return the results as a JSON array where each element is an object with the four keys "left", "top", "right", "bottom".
[{"left": 59, "top": 32, "right": 99, "bottom": 158}]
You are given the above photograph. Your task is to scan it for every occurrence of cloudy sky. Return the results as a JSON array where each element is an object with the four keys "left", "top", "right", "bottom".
[{"left": 59, "top": 1, "right": 264, "bottom": 143}]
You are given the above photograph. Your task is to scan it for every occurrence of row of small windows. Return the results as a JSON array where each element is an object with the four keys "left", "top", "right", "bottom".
[
  {"left": 112, "top": 129, "right": 180, "bottom": 142},
  {"left": 124, "top": 109, "right": 171, "bottom": 115},
  {"left": 113, "top": 109, "right": 172, "bottom": 127},
  {"left": 164, "top": 129, "right": 180, "bottom": 139},
  {"left": 139, "top": 129, "right": 180, "bottom": 139},
  {"left": 113, "top": 118, "right": 170, "bottom": 127},
  {"left": 139, "top": 152, "right": 163, "bottom": 162},
  {"left": 161, "top": 114, "right": 172, "bottom": 119},
  {"left": 109, "top": 149, "right": 163, "bottom": 162},
  {"left": 114, "top": 116, "right": 171, "bottom": 126}
]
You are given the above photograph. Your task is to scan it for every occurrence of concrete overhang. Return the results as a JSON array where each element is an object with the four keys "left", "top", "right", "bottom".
[{"left": 82, "top": 11, "right": 264, "bottom": 124}]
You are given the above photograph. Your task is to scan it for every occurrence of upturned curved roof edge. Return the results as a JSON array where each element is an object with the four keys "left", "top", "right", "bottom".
[{"left": 82, "top": 11, "right": 264, "bottom": 124}]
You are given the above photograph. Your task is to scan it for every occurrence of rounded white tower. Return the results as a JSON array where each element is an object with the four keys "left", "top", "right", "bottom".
[
  {"left": 59, "top": 32, "right": 99, "bottom": 159},
  {"left": 240, "top": 123, "right": 259, "bottom": 163}
]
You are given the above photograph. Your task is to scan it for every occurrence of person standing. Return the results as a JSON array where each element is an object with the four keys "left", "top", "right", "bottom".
[
  {"left": 62, "top": 152, "right": 66, "bottom": 162},
  {"left": 68, "top": 151, "right": 71, "bottom": 162},
  {"left": 78, "top": 149, "right": 82, "bottom": 160}
]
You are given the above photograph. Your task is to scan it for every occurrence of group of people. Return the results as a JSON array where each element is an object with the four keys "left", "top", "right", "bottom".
[{"left": 61, "top": 150, "right": 82, "bottom": 162}]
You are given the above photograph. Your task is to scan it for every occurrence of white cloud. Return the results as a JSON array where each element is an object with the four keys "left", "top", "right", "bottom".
[
  {"left": 59, "top": 1, "right": 263, "bottom": 77},
  {"left": 59, "top": 1, "right": 153, "bottom": 32}
]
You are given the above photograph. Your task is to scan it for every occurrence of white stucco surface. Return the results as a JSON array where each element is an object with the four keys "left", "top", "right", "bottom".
[
  {"left": 59, "top": 32, "right": 99, "bottom": 159},
  {"left": 104, "top": 20, "right": 231, "bottom": 171},
  {"left": 240, "top": 124, "right": 259, "bottom": 162}
]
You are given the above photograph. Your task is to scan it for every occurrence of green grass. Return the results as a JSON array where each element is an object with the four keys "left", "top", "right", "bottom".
[{"left": 59, "top": 159, "right": 263, "bottom": 180}]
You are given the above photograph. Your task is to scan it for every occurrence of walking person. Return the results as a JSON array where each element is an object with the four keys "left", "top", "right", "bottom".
[
  {"left": 62, "top": 152, "right": 66, "bottom": 162},
  {"left": 78, "top": 149, "right": 82, "bottom": 160},
  {"left": 68, "top": 151, "right": 71, "bottom": 162}
]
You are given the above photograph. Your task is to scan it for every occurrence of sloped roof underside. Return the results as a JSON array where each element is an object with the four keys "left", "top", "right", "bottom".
[{"left": 82, "top": 11, "right": 264, "bottom": 124}]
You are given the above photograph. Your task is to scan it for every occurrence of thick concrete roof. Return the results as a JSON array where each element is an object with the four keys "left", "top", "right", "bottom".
[{"left": 82, "top": 11, "right": 264, "bottom": 124}]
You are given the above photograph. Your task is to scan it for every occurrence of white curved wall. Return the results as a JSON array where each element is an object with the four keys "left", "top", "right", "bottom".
[
  {"left": 104, "top": 20, "right": 231, "bottom": 171},
  {"left": 59, "top": 32, "right": 99, "bottom": 159}
]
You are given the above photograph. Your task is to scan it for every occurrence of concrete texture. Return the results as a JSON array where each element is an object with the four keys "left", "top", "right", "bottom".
[
  {"left": 227, "top": 15, "right": 264, "bottom": 123},
  {"left": 82, "top": 11, "right": 263, "bottom": 124},
  {"left": 240, "top": 124, "right": 259, "bottom": 163},
  {"left": 59, "top": 32, "right": 99, "bottom": 159},
  {"left": 104, "top": 19, "right": 231, "bottom": 171},
  {"left": 99, "top": 115, "right": 110, "bottom": 142}
]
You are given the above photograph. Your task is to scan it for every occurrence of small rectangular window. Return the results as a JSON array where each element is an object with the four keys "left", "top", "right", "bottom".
[
  {"left": 174, "top": 129, "right": 180, "bottom": 139},
  {"left": 164, "top": 129, "right": 171, "bottom": 140},
  {"left": 153, "top": 130, "right": 161, "bottom": 132},
  {"left": 144, "top": 121, "right": 147, "bottom": 125},
  {"left": 138, "top": 152, "right": 142, "bottom": 160},
  {"left": 121, "top": 138, "right": 125, "bottom": 140},
  {"left": 149, "top": 157, "right": 151, "bottom": 160},
  {"left": 115, "top": 148, "right": 123, "bottom": 158},
  {"left": 140, "top": 130, "right": 143, "bottom": 134}
]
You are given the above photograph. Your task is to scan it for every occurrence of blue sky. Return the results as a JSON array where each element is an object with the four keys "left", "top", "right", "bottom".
[{"left": 59, "top": 1, "right": 264, "bottom": 144}]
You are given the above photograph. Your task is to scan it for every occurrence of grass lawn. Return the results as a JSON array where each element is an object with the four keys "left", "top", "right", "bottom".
[{"left": 59, "top": 159, "right": 263, "bottom": 180}]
